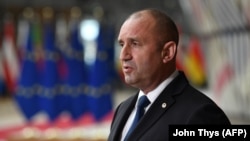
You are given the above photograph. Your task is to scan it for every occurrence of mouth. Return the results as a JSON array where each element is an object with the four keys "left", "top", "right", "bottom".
[{"left": 123, "top": 65, "right": 133, "bottom": 73}]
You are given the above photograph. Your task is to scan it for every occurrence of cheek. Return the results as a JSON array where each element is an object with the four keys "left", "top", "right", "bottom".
[
  {"left": 136, "top": 56, "right": 154, "bottom": 72},
  {"left": 133, "top": 48, "right": 162, "bottom": 73},
  {"left": 140, "top": 55, "right": 162, "bottom": 73}
]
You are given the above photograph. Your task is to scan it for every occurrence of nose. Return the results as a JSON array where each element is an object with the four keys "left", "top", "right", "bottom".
[{"left": 119, "top": 44, "right": 132, "bottom": 61}]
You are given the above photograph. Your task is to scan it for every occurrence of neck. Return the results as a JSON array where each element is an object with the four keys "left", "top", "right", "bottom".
[{"left": 141, "top": 68, "right": 176, "bottom": 94}]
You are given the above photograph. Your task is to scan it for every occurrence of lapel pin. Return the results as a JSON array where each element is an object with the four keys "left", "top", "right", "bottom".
[{"left": 162, "top": 103, "right": 167, "bottom": 108}]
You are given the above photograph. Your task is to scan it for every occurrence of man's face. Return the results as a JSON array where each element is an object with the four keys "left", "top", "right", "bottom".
[{"left": 118, "top": 16, "right": 164, "bottom": 91}]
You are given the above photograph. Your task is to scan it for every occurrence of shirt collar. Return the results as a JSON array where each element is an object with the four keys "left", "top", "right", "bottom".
[{"left": 138, "top": 70, "right": 179, "bottom": 104}]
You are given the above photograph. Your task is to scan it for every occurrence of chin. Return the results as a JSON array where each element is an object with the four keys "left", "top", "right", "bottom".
[{"left": 124, "top": 77, "right": 136, "bottom": 85}]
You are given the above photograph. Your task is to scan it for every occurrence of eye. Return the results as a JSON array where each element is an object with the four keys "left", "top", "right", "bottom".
[
  {"left": 118, "top": 41, "right": 124, "bottom": 47},
  {"left": 131, "top": 40, "right": 139, "bottom": 47}
]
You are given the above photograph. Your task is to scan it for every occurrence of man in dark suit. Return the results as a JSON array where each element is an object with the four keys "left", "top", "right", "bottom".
[{"left": 108, "top": 8, "right": 231, "bottom": 141}]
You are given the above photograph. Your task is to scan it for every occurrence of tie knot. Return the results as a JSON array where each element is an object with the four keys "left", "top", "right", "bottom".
[{"left": 137, "top": 95, "right": 150, "bottom": 109}]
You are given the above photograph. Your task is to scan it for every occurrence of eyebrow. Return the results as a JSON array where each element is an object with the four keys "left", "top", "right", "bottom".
[{"left": 119, "top": 37, "right": 140, "bottom": 44}]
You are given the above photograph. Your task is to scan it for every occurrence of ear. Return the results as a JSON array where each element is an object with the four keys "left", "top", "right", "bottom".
[{"left": 161, "top": 41, "right": 177, "bottom": 63}]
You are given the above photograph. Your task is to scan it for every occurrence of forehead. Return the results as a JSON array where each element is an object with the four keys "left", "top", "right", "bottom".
[{"left": 118, "top": 15, "right": 155, "bottom": 38}]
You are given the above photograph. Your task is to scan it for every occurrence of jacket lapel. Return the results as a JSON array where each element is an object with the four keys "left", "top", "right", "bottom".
[
  {"left": 127, "top": 71, "right": 189, "bottom": 140},
  {"left": 109, "top": 93, "right": 138, "bottom": 140}
]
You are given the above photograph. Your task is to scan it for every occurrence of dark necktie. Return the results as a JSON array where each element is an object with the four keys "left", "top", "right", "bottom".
[{"left": 124, "top": 95, "right": 150, "bottom": 140}]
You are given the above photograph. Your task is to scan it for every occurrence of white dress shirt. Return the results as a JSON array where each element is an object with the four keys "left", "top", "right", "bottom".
[{"left": 120, "top": 70, "right": 179, "bottom": 141}]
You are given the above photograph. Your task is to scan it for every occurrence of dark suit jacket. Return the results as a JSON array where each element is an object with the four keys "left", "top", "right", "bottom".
[{"left": 108, "top": 71, "right": 231, "bottom": 141}]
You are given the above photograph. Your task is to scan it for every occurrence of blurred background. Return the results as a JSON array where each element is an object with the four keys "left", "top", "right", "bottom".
[{"left": 0, "top": 0, "right": 250, "bottom": 140}]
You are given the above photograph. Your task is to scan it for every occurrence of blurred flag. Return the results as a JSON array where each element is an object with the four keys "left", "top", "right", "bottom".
[
  {"left": 1, "top": 14, "right": 20, "bottom": 94},
  {"left": 65, "top": 19, "right": 88, "bottom": 120},
  {"left": 87, "top": 24, "right": 114, "bottom": 121},
  {"left": 15, "top": 21, "right": 40, "bottom": 120},
  {"left": 214, "top": 62, "right": 234, "bottom": 96},
  {"left": 38, "top": 21, "right": 61, "bottom": 121},
  {"left": 183, "top": 37, "right": 207, "bottom": 87},
  {"left": 17, "top": 18, "right": 30, "bottom": 63},
  {"left": 104, "top": 25, "right": 116, "bottom": 82},
  {"left": 212, "top": 35, "right": 235, "bottom": 99},
  {"left": 55, "top": 14, "right": 71, "bottom": 116}
]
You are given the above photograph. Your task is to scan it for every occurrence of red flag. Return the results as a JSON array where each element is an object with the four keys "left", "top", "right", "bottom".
[
  {"left": 214, "top": 63, "right": 234, "bottom": 96},
  {"left": 1, "top": 16, "right": 20, "bottom": 94}
]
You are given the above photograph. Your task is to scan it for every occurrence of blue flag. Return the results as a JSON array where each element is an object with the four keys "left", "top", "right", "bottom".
[
  {"left": 54, "top": 16, "right": 71, "bottom": 116},
  {"left": 87, "top": 24, "right": 114, "bottom": 121},
  {"left": 64, "top": 20, "right": 88, "bottom": 120},
  {"left": 38, "top": 21, "right": 63, "bottom": 121},
  {"left": 15, "top": 22, "right": 40, "bottom": 120}
]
